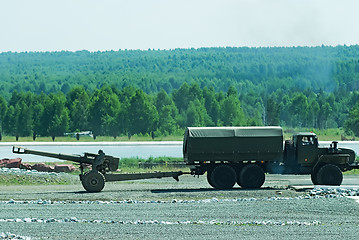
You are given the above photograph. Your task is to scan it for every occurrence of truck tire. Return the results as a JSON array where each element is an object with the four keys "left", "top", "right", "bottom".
[
  {"left": 210, "top": 165, "right": 237, "bottom": 190},
  {"left": 239, "top": 164, "right": 265, "bottom": 189},
  {"left": 236, "top": 169, "right": 242, "bottom": 186},
  {"left": 81, "top": 170, "right": 105, "bottom": 192},
  {"left": 316, "top": 164, "right": 343, "bottom": 186},
  {"left": 310, "top": 166, "right": 321, "bottom": 185},
  {"left": 310, "top": 170, "right": 319, "bottom": 185},
  {"left": 206, "top": 169, "right": 215, "bottom": 188}
]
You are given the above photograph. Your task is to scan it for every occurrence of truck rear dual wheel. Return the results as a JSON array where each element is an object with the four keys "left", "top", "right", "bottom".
[
  {"left": 81, "top": 170, "right": 105, "bottom": 192},
  {"left": 210, "top": 165, "right": 237, "bottom": 190},
  {"left": 316, "top": 164, "right": 343, "bottom": 186},
  {"left": 239, "top": 164, "right": 265, "bottom": 189}
]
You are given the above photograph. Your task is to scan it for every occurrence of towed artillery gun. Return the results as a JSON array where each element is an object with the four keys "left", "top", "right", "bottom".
[
  {"left": 12, "top": 126, "right": 359, "bottom": 193},
  {"left": 12, "top": 146, "right": 184, "bottom": 192}
]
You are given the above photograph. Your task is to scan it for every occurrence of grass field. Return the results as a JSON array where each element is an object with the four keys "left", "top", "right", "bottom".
[
  {"left": 0, "top": 135, "right": 184, "bottom": 142},
  {"left": 0, "top": 128, "right": 355, "bottom": 142}
]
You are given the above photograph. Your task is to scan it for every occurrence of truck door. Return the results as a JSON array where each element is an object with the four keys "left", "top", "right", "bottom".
[{"left": 296, "top": 135, "right": 318, "bottom": 165}]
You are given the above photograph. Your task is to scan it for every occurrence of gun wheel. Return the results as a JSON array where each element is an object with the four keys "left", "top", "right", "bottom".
[{"left": 81, "top": 170, "right": 105, "bottom": 192}]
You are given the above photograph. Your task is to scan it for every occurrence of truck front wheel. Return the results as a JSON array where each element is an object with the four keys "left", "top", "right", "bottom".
[
  {"left": 206, "top": 169, "right": 215, "bottom": 188},
  {"left": 316, "top": 164, "right": 343, "bottom": 186},
  {"left": 310, "top": 168, "right": 319, "bottom": 185},
  {"left": 239, "top": 164, "right": 265, "bottom": 189},
  {"left": 210, "top": 165, "right": 237, "bottom": 190}
]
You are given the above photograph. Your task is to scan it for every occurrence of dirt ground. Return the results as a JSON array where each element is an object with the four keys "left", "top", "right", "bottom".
[{"left": 0, "top": 174, "right": 359, "bottom": 240}]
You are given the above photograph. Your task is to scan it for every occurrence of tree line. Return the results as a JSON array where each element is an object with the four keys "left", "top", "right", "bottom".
[
  {"left": 2, "top": 46, "right": 359, "bottom": 137},
  {"left": 1, "top": 46, "right": 359, "bottom": 101},
  {"left": 1, "top": 83, "right": 359, "bottom": 139}
]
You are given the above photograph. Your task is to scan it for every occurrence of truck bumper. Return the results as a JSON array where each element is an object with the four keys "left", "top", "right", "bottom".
[{"left": 348, "top": 162, "right": 359, "bottom": 169}]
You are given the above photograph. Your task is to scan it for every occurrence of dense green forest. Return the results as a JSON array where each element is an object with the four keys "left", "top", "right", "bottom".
[{"left": 1, "top": 46, "right": 359, "bottom": 138}]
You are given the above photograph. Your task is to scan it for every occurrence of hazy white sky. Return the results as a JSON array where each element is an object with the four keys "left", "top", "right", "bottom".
[{"left": 1, "top": 0, "right": 358, "bottom": 52}]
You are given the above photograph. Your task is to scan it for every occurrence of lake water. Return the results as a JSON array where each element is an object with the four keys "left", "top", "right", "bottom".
[{"left": 0, "top": 141, "right": 358, "bottom": 162}]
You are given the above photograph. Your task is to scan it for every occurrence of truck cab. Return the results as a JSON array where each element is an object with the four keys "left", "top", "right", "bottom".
[
  {"left": 284, "top": 132, "right": 357, "bottom": 185},
  {"left": 289, "top": 133, "right": 322, "bottom": 172}
]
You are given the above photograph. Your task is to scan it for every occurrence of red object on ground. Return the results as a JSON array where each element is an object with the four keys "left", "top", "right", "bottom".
[
  {"left": 1, "top": 158, "right": 76, "bottom": 173},
  {"left": 20, "top": 163, "right": 32, "bottom": 170},
  {"left": 54, "top": 164, "right": 76, "bottom": 173},
  {"left": 31, "top": 163, "right": 54, "bottom": 172},
  {"left": 0, "top": 158, "right": 22, "bottom": 168}
]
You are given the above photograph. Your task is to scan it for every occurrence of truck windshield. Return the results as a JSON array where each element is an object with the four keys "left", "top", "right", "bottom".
[{"left": 301, "top": 136, "right": 316, "bottom": 146}]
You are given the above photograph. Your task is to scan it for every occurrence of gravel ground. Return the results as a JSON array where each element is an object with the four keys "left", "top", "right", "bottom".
[{"left": 0, "top": 174, "right": 359, "bottom": 239}]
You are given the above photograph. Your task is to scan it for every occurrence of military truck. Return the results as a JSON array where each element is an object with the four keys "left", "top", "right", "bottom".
[{"left": 183, "top": 126, "right": 359, "bottom": 189}]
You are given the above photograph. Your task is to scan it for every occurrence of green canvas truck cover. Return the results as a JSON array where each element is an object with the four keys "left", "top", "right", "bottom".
[
  {"left": 183, "top": 126, "right": 283, "bottom": 164},
  {"left": 186, "top": 126, "right": 283, "bottom": 138}
]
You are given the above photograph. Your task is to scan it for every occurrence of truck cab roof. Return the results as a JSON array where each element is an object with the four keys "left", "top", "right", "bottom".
[{"left": 293, "top": 132, "right": 317, "bottom": 137}]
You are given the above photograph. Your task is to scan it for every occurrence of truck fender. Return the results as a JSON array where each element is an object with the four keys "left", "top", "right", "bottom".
[{"left": 313, "top": 154, "right": 350, "bottom": 172}]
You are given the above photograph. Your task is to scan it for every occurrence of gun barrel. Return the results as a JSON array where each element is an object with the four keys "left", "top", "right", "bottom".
[{"left": 12, "top": 146, "right": 94, "bottom": 164}]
